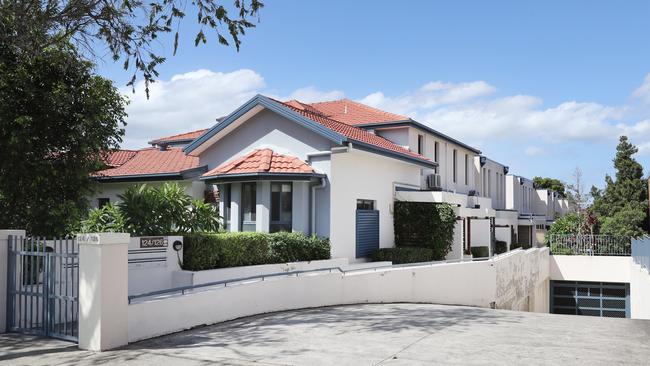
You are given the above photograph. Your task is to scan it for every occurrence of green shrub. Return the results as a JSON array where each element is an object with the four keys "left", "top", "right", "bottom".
[
  {"left": 470, "top": 246, "right": 489, "bottom": 258},
  {"left": 370, "top": 247, "right": 435, "bottom": 264},
  {"left": 80, "top": 203, "right": 125, "bottom": 233},
  {"left": 183, "top": 232, "right": 330, "bottom": 271},
  {"left": 267, "top": 231, "right": 331, "bottom": 263},
  {"left": 510, "top": 242, "right": 522, "bottom": 250},
  {"left": 495, "top": 240, "right": 507, "bottom": 254},
  {"left": 393, "top": 201, "right": 456, "bottom": 260}
]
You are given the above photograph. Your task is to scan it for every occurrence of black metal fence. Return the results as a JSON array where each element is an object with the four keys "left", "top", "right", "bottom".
[
  {"left": 548, "top": 234, "right": 631, "bottom": 256},
  {"left": 6, "top": 236, "right": 79, "bottom": 342}
]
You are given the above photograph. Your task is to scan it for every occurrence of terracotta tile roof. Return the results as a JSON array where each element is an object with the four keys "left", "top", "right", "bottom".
[
  {"left": 276, "top": 100, "right": 430, "bottom": 163},
  {"left": 103, "top": 150, "right": 138, "bottom": 167},
  {"left": 149, "top": 129, "right": 209, "bottom": 145},
  {"left": 95, "top": 147, "right": 200, "bottom": 178},
  {"left": 308, "top": 99, "right": 408, "bottom": 125},
  {"left": 203, "top": 149, "right": 315, "bottom": 177}
]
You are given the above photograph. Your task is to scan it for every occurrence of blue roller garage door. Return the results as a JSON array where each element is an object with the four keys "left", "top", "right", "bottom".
[
  {"left": 551, "top": 281, "right": 629, "bottom": 318},
  {"left": 356, "top": 209, "right": 379, "bottom": 258}
]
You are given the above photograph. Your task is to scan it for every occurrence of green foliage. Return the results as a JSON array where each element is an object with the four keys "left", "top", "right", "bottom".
[
  {"left": 470, "top": 246, "right": 489, "bottom": 258},
  {"left": 533, "top": 176, "right": 566, "bottom": 198},
  {"left": 117, "top": 183, "right": 221, "bottom": 236},
  {"left": 548, "top": 213, "right": 581, "bottom": 236},
  {"left": 393, "top": 201, "right": 456, "bottom": 260},
  {"left": 267, "top": 232, "right": 331, "bottom": 263},
  {"left": 0, "top": 40, "right": 127, "bottom": 236},
  {"left": 370, "top": 247, "right": 435, "bottom": 264},
  {"left": 80, "top": 203, "right": 125, "bottom": 233},
  {"left": 1, "top": 0, "right": 263, "bottom": 96},
  {"left": 182, "top": 232, "right": 331, "bottom": 271},
  {"left": 495, "top": 241, "right": 507, "bottom": 254},
  {"left": 591, "top": 136, "right": 648, "bottom": 237}
]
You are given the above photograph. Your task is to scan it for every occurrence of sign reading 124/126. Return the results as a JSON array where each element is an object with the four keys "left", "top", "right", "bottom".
[{"left": 140, "top": 237, "right": 168, "bottom": 248}]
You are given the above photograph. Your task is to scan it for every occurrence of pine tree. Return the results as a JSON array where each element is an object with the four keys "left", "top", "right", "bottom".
[{"left": 591, "top": 136, "right": 648, "bottom": 237}]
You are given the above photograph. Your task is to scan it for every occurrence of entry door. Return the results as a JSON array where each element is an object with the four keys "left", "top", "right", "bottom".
[{"left": 356, "top": 200, "right": 379, "bottom": 258}]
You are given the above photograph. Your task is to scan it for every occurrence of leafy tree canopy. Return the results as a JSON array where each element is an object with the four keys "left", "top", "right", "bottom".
[
  {"left": 533, "top": 176, "right": 566, "bottom": 198},
  {"left": 590, "top": 136, "right": 648, "bottom": 237},
  {"left": 2, "top": 0, "right": 263, "bottom": 95},
  {"left": 0, "top": 39, "right": 127, "bottom": 236}
]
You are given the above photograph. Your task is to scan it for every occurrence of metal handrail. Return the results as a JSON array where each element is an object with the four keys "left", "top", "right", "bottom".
[{"left": 127, "top": 250, "right": 524, "bottom": 304}]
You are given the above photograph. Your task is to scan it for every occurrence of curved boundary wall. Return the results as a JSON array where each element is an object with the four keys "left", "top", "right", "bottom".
[{"left": 128, "top": 247, "right": 549, "bottom": 343}]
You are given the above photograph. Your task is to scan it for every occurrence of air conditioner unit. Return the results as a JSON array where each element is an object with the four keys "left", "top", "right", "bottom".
[{"left": 426, "top": 174, "right": 442, "bottom": 190}]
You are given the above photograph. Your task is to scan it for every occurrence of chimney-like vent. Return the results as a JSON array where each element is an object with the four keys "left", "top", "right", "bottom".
[{"left": 344, "top": 105, "right": 348, "bottom": 114}]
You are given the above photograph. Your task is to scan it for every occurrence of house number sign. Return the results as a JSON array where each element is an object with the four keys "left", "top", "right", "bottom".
[{"left": 140, "top": 236, "right": 168, "bottom": 248}]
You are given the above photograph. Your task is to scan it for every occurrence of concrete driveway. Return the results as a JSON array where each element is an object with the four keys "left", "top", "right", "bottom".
[{"left": 1, "top": 303, "right": 650, "bottom": 366}]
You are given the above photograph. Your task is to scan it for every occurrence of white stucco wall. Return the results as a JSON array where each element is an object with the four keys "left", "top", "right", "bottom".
[
  {"left": 198, "top": 109, "right": 336, "bottom": 172},
  {"left": 631, "top": 238, "right": 650, "bottom": 319},
  {"left": 128, "top": 236, "right": 183, "bottom": 296},
  {"left": 127, "top": 248, "right": 549, "bottom": 342},
  {"left": 476, "top": 158, "right": 507, "bottom": 210},
  {"left": 549, "top": 255, "right": 632, "bottom": 283},
  {"left": 90, "top": 180, "right": 204, "bottom": 208},
  {"left": 329, "top": 148, "right": 422, "bottom": 259}
]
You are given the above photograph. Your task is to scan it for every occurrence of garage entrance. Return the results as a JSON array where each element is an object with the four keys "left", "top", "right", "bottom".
[{"left": 550, "top": 281, "right": 629, "bottom": 318}]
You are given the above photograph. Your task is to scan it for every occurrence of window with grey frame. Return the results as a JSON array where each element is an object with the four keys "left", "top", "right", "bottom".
[
  {"left": 241, "top": 182, "right": 256, "bottom": 232},
  {"left": 270, "top": 182, "right": 292, "bottom": 232},
  {"left": 417, "top": 134, "right": 424, "bottom": 155},
  {"left": 452, "top": 149, "right": 457, "bottom": 183},
  {"left": 223, "top": 185, "right": 231, "bottom": 231}
]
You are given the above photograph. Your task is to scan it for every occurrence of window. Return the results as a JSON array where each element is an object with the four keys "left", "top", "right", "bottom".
[
  {"left": 464, "top": 154, "right": 468, "bottom": 185},
  {"left": 452, "top": 149, "right": 457, "bottom": 183},
  {"left": 270, "top": 182, "right": 292, "bottom": 232},
  {"left": 434, "top": 141, "right": 439, "bottom": 162},
  {"left": 97, "top": 198, "right": 110, "bottom": 208},
  {"left": 417, "top": 134, "right": 424, "bottom": 155},
  {"left": 487, "top": 169, "right": 491, "bottom": 197},
  {"left": 241, "top": 183, "right": 256, "bottom": 232},
  {"left": 356, "top": 199, "right": 375, "bottom": 210},
  {"left": 223, "top": 185, "right": 231, "bottom": 231}
]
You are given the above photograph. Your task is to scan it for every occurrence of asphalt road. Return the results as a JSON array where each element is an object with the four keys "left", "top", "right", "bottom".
[{"left": 2, "top": 303, "right": 650, "bottom": 365}]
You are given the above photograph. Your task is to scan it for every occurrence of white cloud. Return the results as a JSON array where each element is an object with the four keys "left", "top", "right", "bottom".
[
  {"left": 632, "top": 74, "right": 650, "bottom": 104},
  {"left": 361, "top": 81, "right": 629, "bottom": 147},
  {"left": 359, "top": 81, "right": 495, "bottom": 116},
  {"left": 524, "top": 146, "right": 545, "bottom": 156},
  {"left": 121, "top": 69, "right": 265, "bottom": 148}
]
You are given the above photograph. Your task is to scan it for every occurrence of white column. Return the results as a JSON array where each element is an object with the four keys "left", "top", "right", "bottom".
[
  {"left": 257, "top": 181, "right": 270, "bottom": 232},
  {"left": 292, "top": 182, "right": 310, "bottom": 233},
  {"left": 230, "top": 183, "right": 241, "bottom": 232},
  {"left": 0, "top": 230, "right": 25, "bottom": 333},
  {"left": 78, "top": 232, "right": 129, "bottom": 351}
]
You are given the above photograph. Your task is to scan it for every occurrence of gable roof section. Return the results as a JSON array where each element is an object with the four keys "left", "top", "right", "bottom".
[
  {"left": 185, "top": 94, "right": 435, "bottom": 169},
  {"left": 305, "top": 99, "right": 481, "bottom": 154},
  {"left": 94, "top": 147, "right": 206, "bottom": 181},
  {"left": 308, "top": 99, "right": 409, "bottom": 125},
  {"left": 203, "top": 148, "right": 315, "bottom": 179},
  {"left": 149, "top": 128, "right": 209, "bottom": 146},
  {"left": 103, "top": 150, "right": 138, "bottom": 167}
]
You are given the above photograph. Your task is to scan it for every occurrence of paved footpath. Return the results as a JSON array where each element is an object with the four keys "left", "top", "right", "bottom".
[{"left": 1, "top": 303, "right": 650, "bottom": 366}]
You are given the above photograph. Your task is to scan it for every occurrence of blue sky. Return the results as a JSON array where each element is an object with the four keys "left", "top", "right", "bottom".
[{"left": 98, "top": 1, "right": 650, "bottom": 191}]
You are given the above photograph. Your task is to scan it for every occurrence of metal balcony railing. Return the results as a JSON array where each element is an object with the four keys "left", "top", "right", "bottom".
[{"left": 548, "top": 234, "right": 631, "bottom": 256}]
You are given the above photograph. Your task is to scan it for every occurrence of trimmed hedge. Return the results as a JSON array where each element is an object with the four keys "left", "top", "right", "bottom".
[
  {"left": 470, "top": 246, "right": 489, "bottom": 258},
  {"left": 370, "top": 247, "right": 435, "bottom": 264},
  {"left": 183, "top": 232, "right": 330, "bottom": 271},
  {"left": 393, "top": 201, "right": 456, "bottom": 260},
  {"left": 495, "top": 240, "right": 507, "bottom": 254}
]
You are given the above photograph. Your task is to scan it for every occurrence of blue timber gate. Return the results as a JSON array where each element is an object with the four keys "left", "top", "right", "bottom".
[
  {"left": 6, "top": 235, "right": 79, "bottom": 342},
  {"left": 356, "top": 209, "right": 379, "bottom": 258}
]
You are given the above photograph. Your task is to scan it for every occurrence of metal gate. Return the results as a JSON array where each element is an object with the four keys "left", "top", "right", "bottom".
[
  {"left": 550, "top": 281, "right": 629, "bottom": 318},
  {"left": 356, "top": 209, "right": 379, "bottom": 258},
  {"left": 6, "top": 235, "right": 79, "bottom": 342}
]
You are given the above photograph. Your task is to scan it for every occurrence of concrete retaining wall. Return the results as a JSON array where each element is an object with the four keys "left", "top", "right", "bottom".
[
  {"left": 549, "top": 255, "right": 631, "bottom": 283},
  {"left": 128, "top": 248, "right": 550, "bottom": 342}
]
